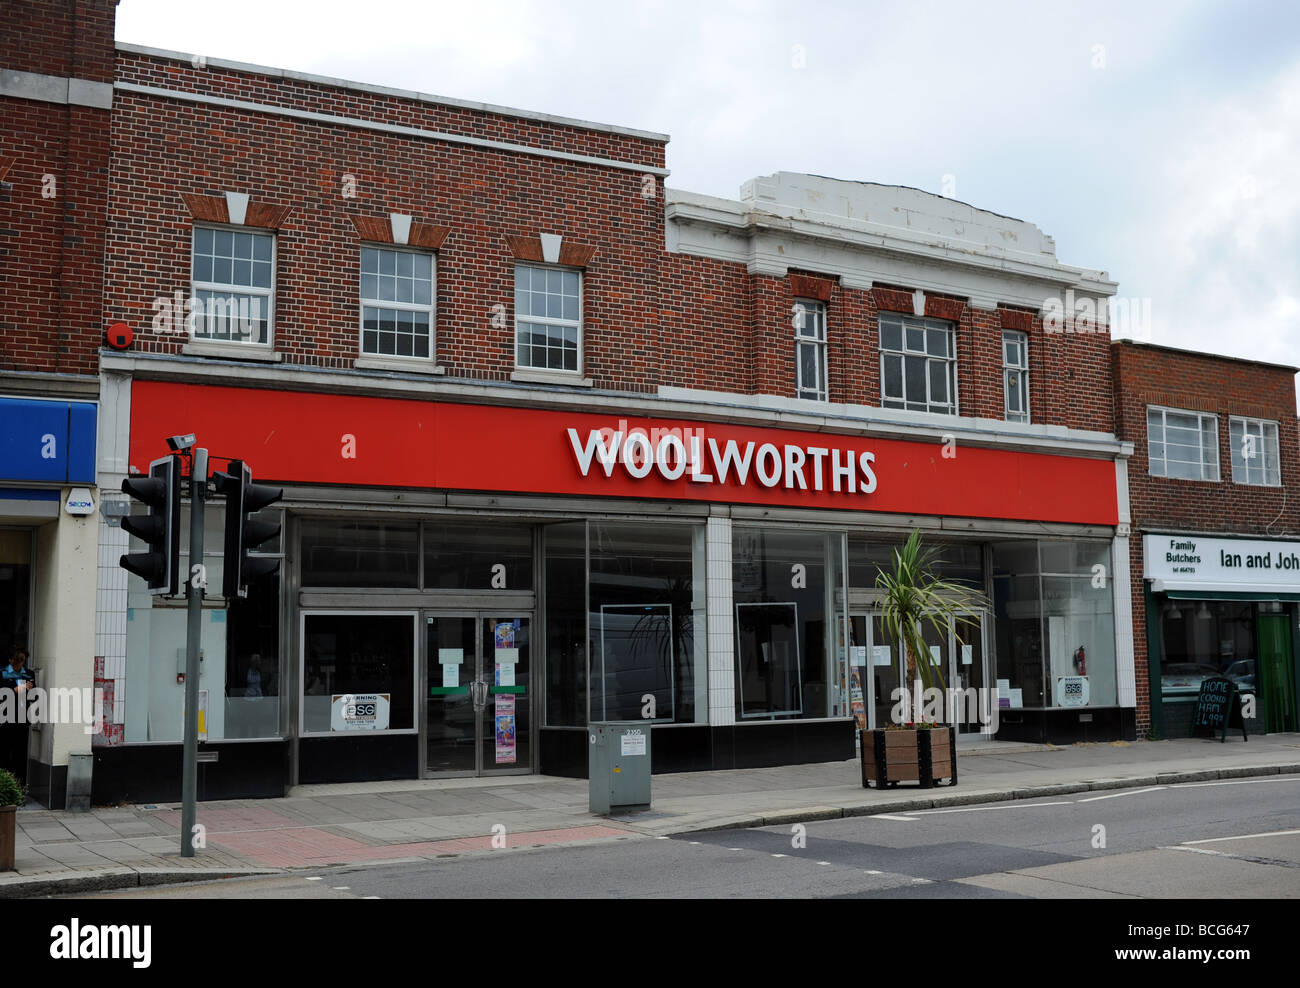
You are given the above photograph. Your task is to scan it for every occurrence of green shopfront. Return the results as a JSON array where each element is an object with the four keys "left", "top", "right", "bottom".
[{"left": 1144, "top": 533, "right": 1300, "bottom": 738}]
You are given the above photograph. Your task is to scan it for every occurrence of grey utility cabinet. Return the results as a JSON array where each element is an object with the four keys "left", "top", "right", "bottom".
[{"left": 588, "top": 721, "right": 652, "bottom": 814}]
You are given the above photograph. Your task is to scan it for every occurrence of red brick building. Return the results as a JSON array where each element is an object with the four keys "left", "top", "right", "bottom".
[
  {"left": 1114, "top": 341, "right": 1300, "bottom": 738},
  {"left": 0, "top": 0, "right": 112, "bottom": 808},
  {"left": 4, "top": 0, "right": 1195, "bottom": 805}
]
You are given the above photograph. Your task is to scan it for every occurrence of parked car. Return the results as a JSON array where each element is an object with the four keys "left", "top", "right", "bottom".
[
  {"left": 1224, "top": 659, "right": 1256, "bottom": 690},
  {"left": 1160, "top": 662, "right": 1222, "bottom": 697}
]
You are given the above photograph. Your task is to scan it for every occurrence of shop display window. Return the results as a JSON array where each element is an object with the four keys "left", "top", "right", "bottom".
[
  {"left": 589, "top": 522, "right": 706, "bottom": 724},
  {"left": 424, "top": 520, "right": 533, "bottom": 590},
  {"left": 848, "top": 537, "right": 982, "bottom": 590},
  {"left": 992, "top": 539, "right": 1116, "bottom": 709},
  {"left": 1158, "top": 599, "right": 1256, "bottom": 700},
  {"left": 542, "top": 521, "right": 706, "bottom": 727},
  {"left": 301, "top": 613, "right": 415, "bottom": 733},
  {"left": 543, "top": 522, "right": 586, "bottom": 727},
  {"left": 733, "top": 527, "right": 846, "bottom": 720},
  {"left": 300, "top": 518, "right": 417, "bottom": 588},
  {"left": 123, "top": 505, "right": 283, "bottom": 742}
]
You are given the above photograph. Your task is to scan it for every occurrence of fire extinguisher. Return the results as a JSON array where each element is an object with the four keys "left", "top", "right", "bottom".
[{"left": 1073, "top": 645, "right": 1087, "bottom": 676}]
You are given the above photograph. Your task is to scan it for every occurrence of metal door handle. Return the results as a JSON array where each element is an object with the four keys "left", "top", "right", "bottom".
[{"left": 469, "top": 679, "right": 488, "bottom": 711}]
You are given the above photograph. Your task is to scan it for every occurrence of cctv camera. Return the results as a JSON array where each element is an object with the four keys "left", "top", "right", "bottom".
[{"left": 166, "top": 434, "right": 197, "bottom": 452}]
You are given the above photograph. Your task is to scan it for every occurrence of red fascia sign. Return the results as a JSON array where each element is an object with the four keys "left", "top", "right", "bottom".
[{"left": 129, "top": 381, "right": 1118, "bottom": 525}]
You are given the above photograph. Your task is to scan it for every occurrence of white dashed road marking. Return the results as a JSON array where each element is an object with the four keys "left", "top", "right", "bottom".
[
  {"left": 1078, "top": 787, "right": 1165, "bottom": 802},
  {"left": 1183, "top": 828, "right": 1300, "bottom": 844},
  {"left": 911, "top": 801, "right": 1074, "bottom": 815}
]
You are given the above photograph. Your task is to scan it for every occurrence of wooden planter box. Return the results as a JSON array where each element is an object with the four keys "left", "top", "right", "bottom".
[
  {"left": 0, "top": 805, "right": 15, "bottom": 872},
  {"left": 860, "top": 727, "right": 957, "bottom": 788}
]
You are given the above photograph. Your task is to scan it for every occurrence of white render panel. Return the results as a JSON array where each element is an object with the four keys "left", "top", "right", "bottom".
[
  {"left": 390, "top": 212, "right": 412, "bottom": 246},
  {"left": 1115, "top": 457, "right": 1132, "bottom": 528},
  {"left": 1113, "top": 535, "right": 1136, "bottom": 709},
  {"left": 706, "top": 516, "right": 735, "bottom": 727},
  {"left": 224, "top": 191, "right": 249, "bottom": 226},
  {"left": 539, "top": 233, "right": 563, "bottom": 264},
  {"left": 94, "top": 371, "right": 133, "bottom": 745},
  {"left": 667, "top": 173, "right": 1117, "bottom": 313},
  {"left": 97, "top": 369, "right": 132, "bottom": 487},
  {"left": 740, "top": 172, "right": 1061, "bottom": 259},
  {"left": 0, "top": 68, "right": 113, "bottom": 109}
]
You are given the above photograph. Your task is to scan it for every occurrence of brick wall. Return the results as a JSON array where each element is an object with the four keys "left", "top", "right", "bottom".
[
  {"left": 655, "top": 256, "right": 1114, "bottom": 432},
  {"left": 90, "top": 41, "right": 1119, "bottom": 427},
  {"left": 0, "top": 0, "right": 114, "bottom": 378},
  {"left": 1113, "top": 341, "right": 1300, "bottom": 733},
  {"left": 4, "top": 0, "right": 117, "bottom": 83},
  {"left": 104, "top": 52, "right": 667, "bottom": 392},
  {"left": 1116, "top": 342, "right": 1300, "bottom": 532}
]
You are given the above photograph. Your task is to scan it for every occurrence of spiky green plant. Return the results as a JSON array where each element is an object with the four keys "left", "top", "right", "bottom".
[
  {"left": 0, "top": 768, "right": 24, "bottom": 808},
  {"left": 875, "top": 530, "right": 988, "bottom": 720}
]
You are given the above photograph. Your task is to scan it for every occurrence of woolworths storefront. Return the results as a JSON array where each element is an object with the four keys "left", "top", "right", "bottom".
[
  {"left": 1144, "top": 533, "right": 1300, "bottom": 738},
  {"left": 92, "top": 373, "right": 1135, "bottom": 802}
]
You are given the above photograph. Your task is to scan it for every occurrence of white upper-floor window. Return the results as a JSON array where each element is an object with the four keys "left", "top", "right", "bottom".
[
  {"left": 1147, "top": 406, "right": 1219, "bottom": 481},
  {"left": 515, "top": 264, "right": 581, "bottom": 373},
  {"left": 360, "top": 246, "right": 435, "bottom": 360},
  {"left": 1229, "top": 416, "right": 1281, "bottom": 486},
  {"left": 191, "top": 226, "right": 273, "bottom": 346},
  {"left": 880, "top": 313, "right": 956, "bottom": 415},
  {"left": 794, "top": 299, "right": 828, "bottom": 401},
  {"left": 1002, "top": 330, "right": 1029, "bottom": 423}
]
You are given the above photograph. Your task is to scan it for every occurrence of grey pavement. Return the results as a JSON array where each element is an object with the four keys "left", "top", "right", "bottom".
[{"left": 3, "top": 733, "right": 1298, "bottom": 897}]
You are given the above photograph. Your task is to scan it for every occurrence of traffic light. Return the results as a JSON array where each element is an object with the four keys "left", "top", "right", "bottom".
[
  {"left": 212, "top": 459, "right": 282, "bottom": 599},
  {"left": 120, "top": 454, "right": 182, "bottom": 595}
]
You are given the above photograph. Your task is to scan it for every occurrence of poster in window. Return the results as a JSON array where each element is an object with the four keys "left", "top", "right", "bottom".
[
  {"left": 330, "top": 693, "right": 391, "bottom": 731},
  {"left": 849, "top": 667, "right": 866, "bottom": 730},
  {"left": 736, "top": 531, "right": 762, "bottom": 593},
  {"left": 495, "top": 622, "right": 515, "bottom": 649},
  {"left": 495, "top": 694, "right": 516, "bottom": 764}
]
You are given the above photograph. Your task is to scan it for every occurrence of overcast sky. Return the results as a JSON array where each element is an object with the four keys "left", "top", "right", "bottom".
[{"left": 115, "top": 0, "right": 1300, "bottom": 370}]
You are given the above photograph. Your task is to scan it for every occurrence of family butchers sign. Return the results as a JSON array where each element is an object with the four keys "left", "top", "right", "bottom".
[{"left": 1144, "top": 534, "right": 1300, "bottom": 590}]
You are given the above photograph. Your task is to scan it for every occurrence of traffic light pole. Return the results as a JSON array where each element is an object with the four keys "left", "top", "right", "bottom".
[{"left": 181, "top": 447, "right": 207, "bottom": 858}]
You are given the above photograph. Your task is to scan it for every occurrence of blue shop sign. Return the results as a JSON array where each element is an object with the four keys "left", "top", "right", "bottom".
[{"left": 0, "top": 397, "right": 97, "bottom": 484}]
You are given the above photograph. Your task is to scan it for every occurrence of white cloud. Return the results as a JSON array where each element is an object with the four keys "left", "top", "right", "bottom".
[{"left": 1117, "top": 60, "right": 1300, "bottom": 372}]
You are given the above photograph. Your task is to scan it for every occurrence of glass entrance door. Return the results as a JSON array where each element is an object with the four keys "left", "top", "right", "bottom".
[
  {"left": 425, "top": 613, "right": 531, "bottom": 776},
  {"left": 480, "top": 616, "right": 530, "bottom": 774},
  {"left": 850, "top": 612, "right": 900, "bottom": 730},
  {"left": 950, "top": 613, "right": 990, "bottom": 735},
  {"left": 426, "top": 615, "right": 477, "bottom": 774},
  {"left": 853, "top": 611, "right": 989, "bottom": 732}
]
